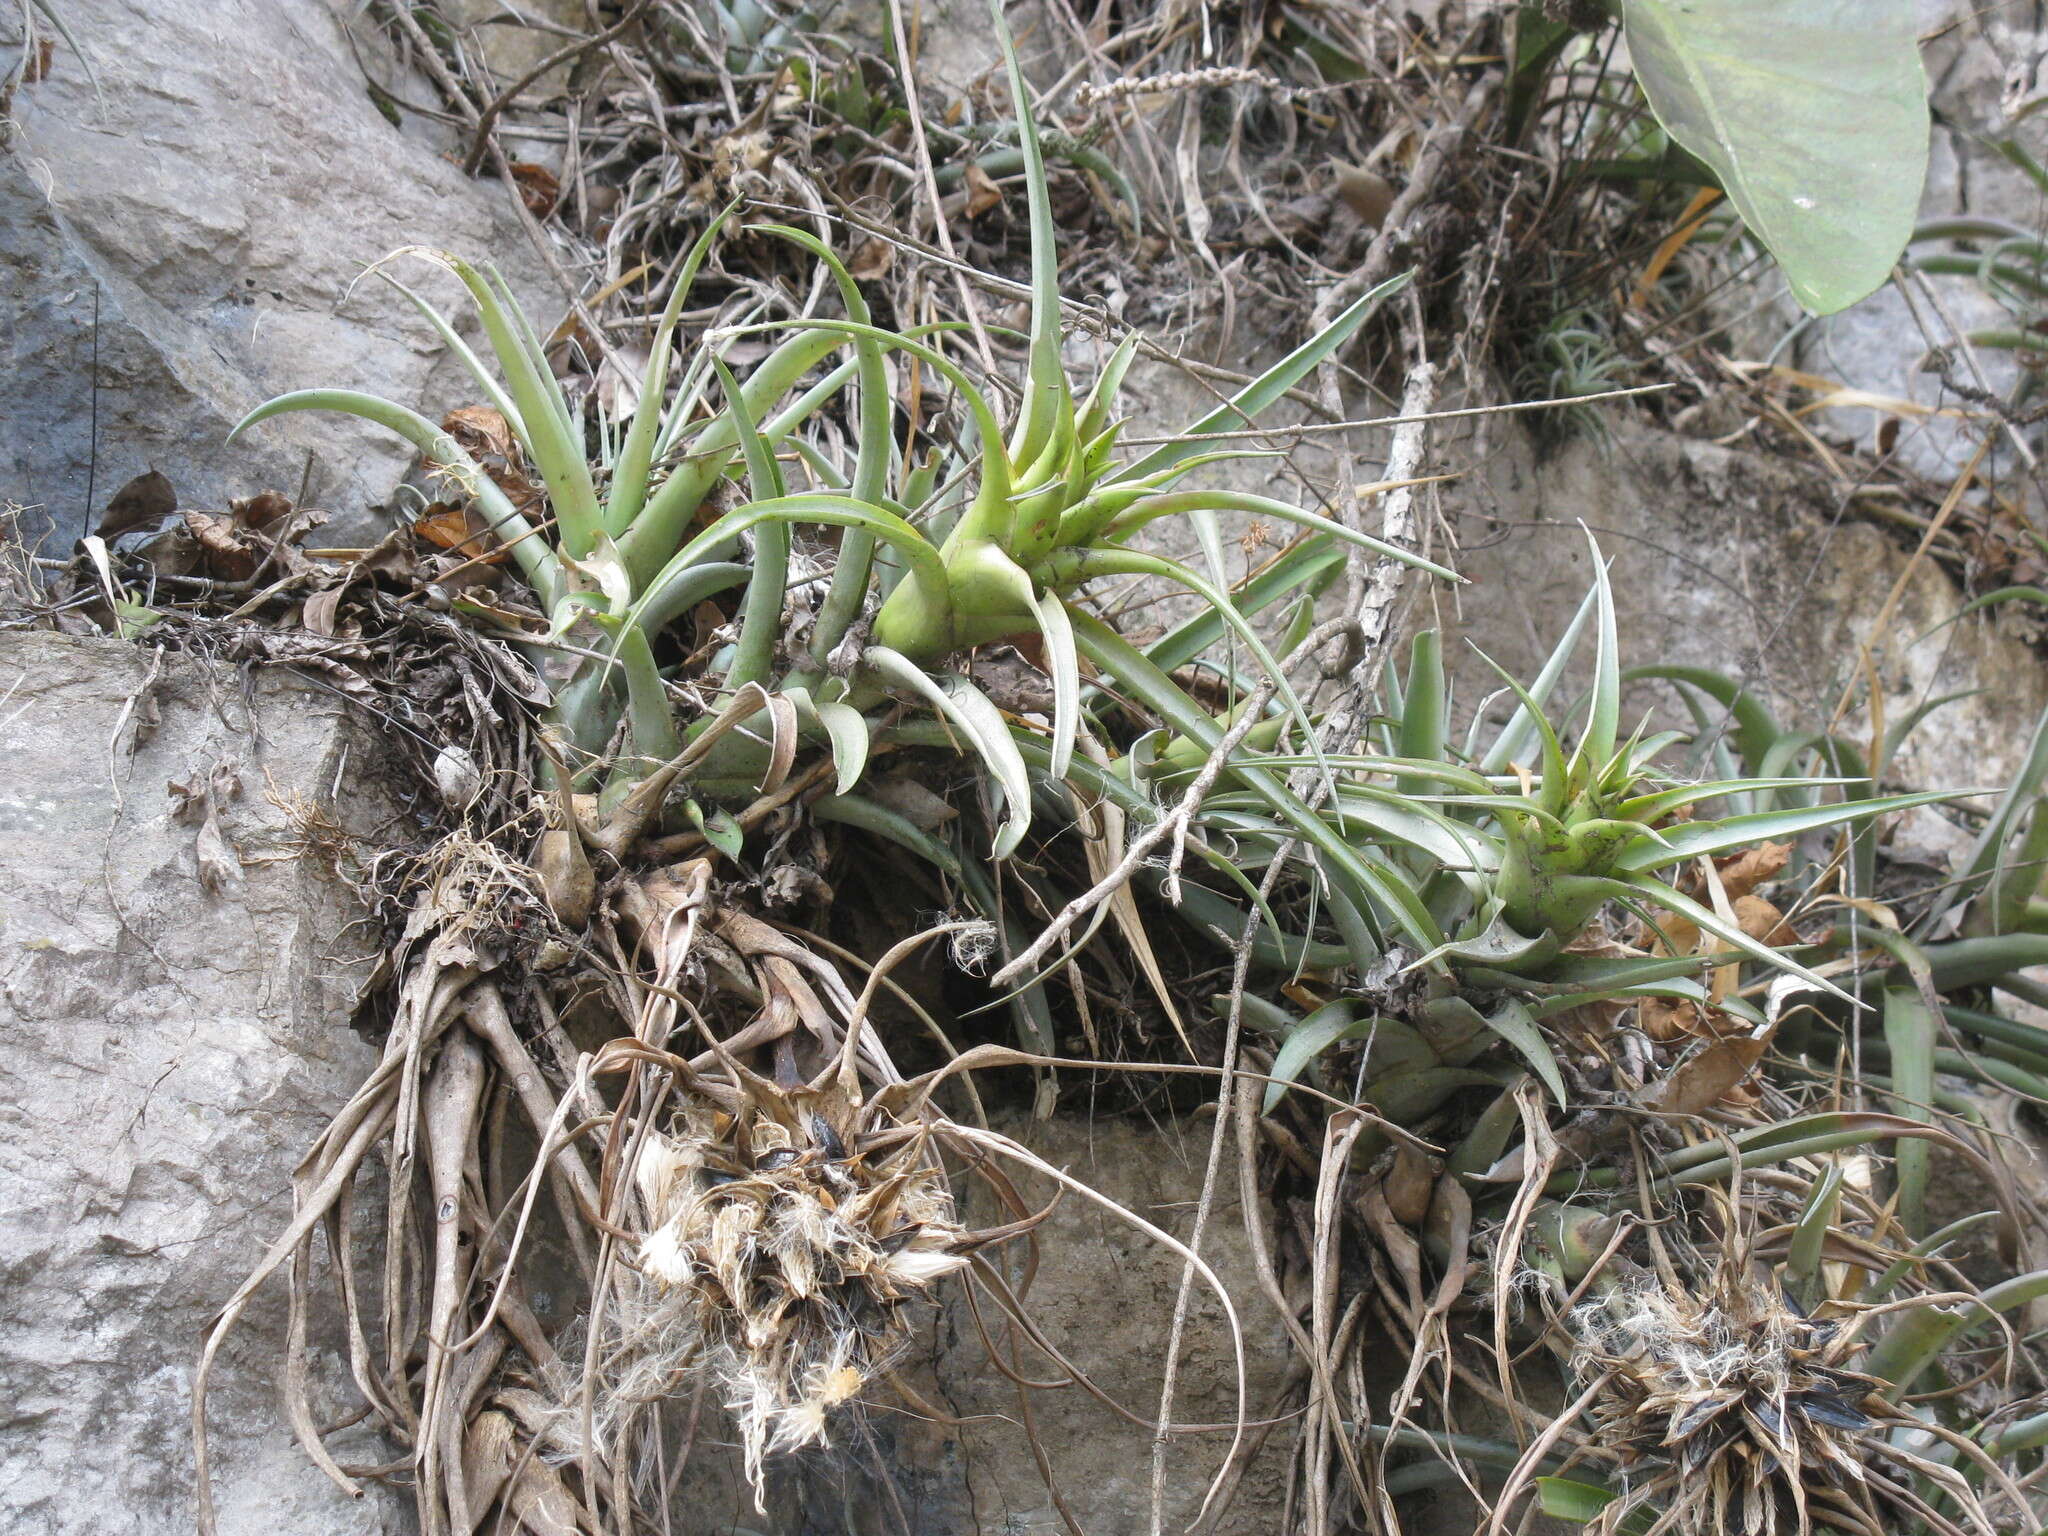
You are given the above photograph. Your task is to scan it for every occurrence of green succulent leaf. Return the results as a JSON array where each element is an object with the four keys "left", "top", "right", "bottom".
[
  {"left": 1264, "top": 1002, "right": 1368, "bottom": 1112},
  {"left": 863, "top": 646, "right": 1034, "bottom": 858}
]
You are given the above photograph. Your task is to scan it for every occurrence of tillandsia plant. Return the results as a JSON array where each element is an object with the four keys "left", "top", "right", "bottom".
[
  {"left": 231, "top": 0, "right": 1453, "bottom": 872},
  {"left": 1632, "top": 617, "right": 2048, "bottom": 1243},
  {"left": 1531, "top": 1184, "right": 2048, "bottom": 1536},
  {"left": 203, "top": 5, "right": 1421, "bottom": 1527},
  {"left": 1185, "top": 560, "right": 2048, "bottom": 1536},
  {"left": 1172, "top": 539, "right": 1947, "bottom": 1075}
]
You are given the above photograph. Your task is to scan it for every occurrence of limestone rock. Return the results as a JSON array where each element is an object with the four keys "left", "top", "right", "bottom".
[
  {"left": 2, "top": 0, "right": 549, "bottom": 548},
  {"left": 0, "top": 629, "right": 407, "bottom": 1535}
]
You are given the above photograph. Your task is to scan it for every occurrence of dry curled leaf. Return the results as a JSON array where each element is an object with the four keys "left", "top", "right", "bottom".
[
  {"left": 96, "top": 470, "right": 177, "bottom": 540},
  {"left": 1332, "top": 163, "right": 1396, "bottom": 227},
  {"left": 443, "top": 406, "right": 518, "bottom": 463},
  {"left": 507, "top": 161, "right": 561, "bottom": 219},
  {"left": 168, "top": 761, "right": 245, "bottom": 894},
  {"left": 848, "top": 237, "right": 894, "bottom": 281},
  {"left": 181, "top": 511, "right": 260, "bottom": 582},
  {"left": 1638, "top": 1032, "right": 1768, "bottom": 1116},
  {"left": 962, "top": 160, "right": 1004, "bottom": 218},
  {"left": 229, "top": 490, "right": 294, "bottom": 532},
  {"left": 1713, "top": 840, "right": 1790, "bottom": 902},
  {"left": 414, "top": 502, "right": 507, "bottom": 565}
]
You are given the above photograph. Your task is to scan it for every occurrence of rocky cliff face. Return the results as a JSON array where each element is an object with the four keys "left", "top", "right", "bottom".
[
  {"left": 2, "top": 0, "right": 549, "bottom": 548},
  {"left": 7, "top": 2, "right": 2048, "bottom": 1533},
  {"left": 0, "top": 631, "right": 409, "bottom": 1534}
]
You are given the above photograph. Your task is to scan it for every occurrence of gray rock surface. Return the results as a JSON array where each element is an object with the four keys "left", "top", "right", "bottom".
[
  {"left": 2, "top": 0, "right": 549, "bottom": 548},
  {"left": 665, "top": 1112, "right": 1302, "bottom": 1536},
  {"left": 1789, "top": 1, "right": 2048, "bottom": 480},
  {"left": 0, "top": 629, "right": 408, "bottom": 1535}
]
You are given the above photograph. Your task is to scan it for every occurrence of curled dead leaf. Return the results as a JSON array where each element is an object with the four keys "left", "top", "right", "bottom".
[
  {"left": 96, "top": 470, "right": 177, "bottom": 540},
  {"left": 229, "top": 490, "right": 294, "bottom": 532},
  {"left": 443, "top": 406, "right": 518, "bottom": 463},
  {"left": 1332, "top": 163, "right": 1396, "bottom": 227},
  {"left": 962, "top": 160, "right": 1004, "bottom": 218},
  {"left": 414, "top": 502, "right": 508, "bottom": 565},
  {"left": 508, "top": 161, "right": 561, "bottom": 219},
  {"left": 1733, "top": 892, "right": 1795, "bottom": 946},
  {"left": 1640, "top": 996, "right": 1701, "bottom": 1043},
  {"left": 181, "top": 511, "right": 260, "bottom": 582},
  {"left": 849, "top": 237, "right": 894, "bottom": 282},
  {"left": 299, "top": 585, "right": 354, "bottom": 639},
  {"left": 1638, "top": 1033, "right": 1768, "bottom": 1116},
  {"left": 1382, "top": 1143, "right": 1437, "bottom": 1227},
  {"left": 168, "top": 761, "right": 245, "bottom": 894},
  {"left": 1714, "top": 840, "right": 1790, "bottom": 902}
]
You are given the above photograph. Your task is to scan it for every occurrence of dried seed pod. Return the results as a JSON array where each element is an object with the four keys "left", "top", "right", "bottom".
[
  {"left": 1570, "top": 1267, "right": 1900, "bottom": 1536},
  {"left": 616, "top": 1092, "right": 969, "bottom": 1505}
]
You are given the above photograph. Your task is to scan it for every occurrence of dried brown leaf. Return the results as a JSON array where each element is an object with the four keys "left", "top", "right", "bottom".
[
  {"left": 96, "top": 470, "right": 177, "bottom": 540},
  {"left": 444, "top": 406, "right": 518, "bottom": 463},
  {"left": 182, "top": 511, "right": 260, "bottom": 581},
  {"left": 1716, "top": 840, "right": 1790, "bottom": 902},
  {"left": 962, "top": 161, "right": 1004, "bottom": 218},
  {"left": 849, "top": 237, "right": 894, "bottom": 281},
  {"left": 1332, "top": 163, "right": 1395, "bottom": 227},
  {"left": 508, "top": 161, "right": 561, "bottom": 219},
  {"left": 415, "top": 503, "right": 507, "bottom": 564},
  {"left": 229, "top": 490, "right": 294, "bottom": 532},
  {"left": 1638, "top": 1035, "right": 1767, "bottom": 1116}
]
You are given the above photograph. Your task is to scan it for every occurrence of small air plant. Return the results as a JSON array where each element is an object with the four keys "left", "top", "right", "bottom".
[
  {"left": 618, "top": 1088, "right": 971, "bottom": 1500},
  {"left": 1565, "top": 1259, "right": 1911, "bottom": 1536}
]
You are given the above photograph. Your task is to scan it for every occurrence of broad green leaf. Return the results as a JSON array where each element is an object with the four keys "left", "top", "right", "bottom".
[
  {"left": 1916, "top": 933, "right": 2048, "bottom": 991},
  {"left": 1536, "top": 1477, "right": 1618, "bottom": 1524},
  {"left": 1264, "top": 1002, "right": 1367, "bottom": 1112},
  {"left": 1786, "top": 1161, "right": 1846, "bottom": 1291},
  {"left": 1610, "top": 789, "right": 1957, "bottom": 874},
  {"left": 863, "top": 647, "right": 1034, "bottom": 858},
  {"left": 1621, "top": 0, "right": 1929, "bottom": 314},
  {"left": 686, "top": 800, "right": 745, "bottom": 859},
  {"left": 1482, "top": 585, "right": 1597, "bottom": 772},
  {"left": 1582, "top": 530, "right": 1619, "bottom": 770},
  {"left": 1482, "top": 998, "right": 1569, "bottom": 1107},
  {"left": 783, "top": 686, "right": 872, "bottom": 797},
  {"left": 1034, "top": 588, "right": 1080, "bottom": 782},
  {"left": 1601, "top": 875, "right": 1852, "bottom": 1001},
  {"left": 1916, "top": 584, "right": 2048, "bottom": 643},
  {"left": 1865, "top": 1268, "right": 2048, "bottom": 1396},
  {"left": 1067, "top": 611, "right": 1445, "bottom": 953},
  {"left": 616, "top": 625, "right": 680, "bottom": 767},
  {"left": 607, "top": 208, "right": 733, "bottom": 534},
  {"left": 1396, "top": 630, "right": 1446, "bottom": 802},
  {"left": 711, "top": 357, "right": 791, "bottom": 689},
  {"left": 1931, "top": 700, "right": 2048, "bottom": 933}
]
